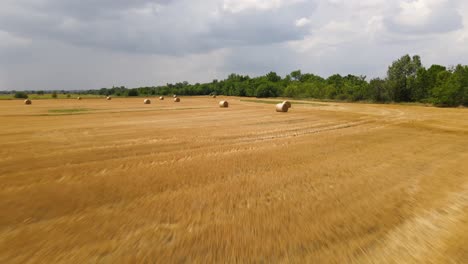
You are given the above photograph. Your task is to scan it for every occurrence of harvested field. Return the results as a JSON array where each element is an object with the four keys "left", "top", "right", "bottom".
[{"left": 0, "top": 96, "right": 467, "bottom": 263}]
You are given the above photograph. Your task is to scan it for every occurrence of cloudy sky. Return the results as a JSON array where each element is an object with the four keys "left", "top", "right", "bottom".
[{"left": 0, "top": 0, "right": 467, "bottom": 90}]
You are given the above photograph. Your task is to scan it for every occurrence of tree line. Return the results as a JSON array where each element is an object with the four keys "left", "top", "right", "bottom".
[{"left": 5, "top": 54, "right": 467, "bottom": 107}]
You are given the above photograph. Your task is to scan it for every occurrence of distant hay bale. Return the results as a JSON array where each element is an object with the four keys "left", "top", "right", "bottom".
[
  {"left": 144, "top": 99, "right": 151, "bottom": 104},
  {"left": 276, "top": 103, "right": 289, "bottom": 112},
  {"left": 174, "top": 97, "right": 180, "bottom": 102},
  {"left": 24, "top": 99, "right": 32, "bottom": 105},
  {"left": 159, "top": 96, "right": 164, "bottom": 100},
  {"left": 77, "top": 97, "right": 82, "bottom": 100},
  {"left": 219, "top": 101, "right": 229, "bottom": 107},
  {"left": 282, "top": 100, "right": 291, "bottom": 108},
  {"left": 106, "top": 96, "right": 112, "bottom": 100},
  {"left": 173, "top": 94, "right": 177, "bottom": 98},
  {"left": 212, "top": 95, "right": 217, "bottom": 98}
]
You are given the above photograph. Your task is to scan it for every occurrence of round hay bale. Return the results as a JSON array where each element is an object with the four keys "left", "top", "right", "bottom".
[
  {"left": 282, "top": 100, "right": 291, "bottom": 108},
  {"left": 106, "top": 96, "right": 112, "bottom": 100},
  {"left": 174, "top": 97, "right": 180, "bottom": 102},
  {"left": 173, "top": 94, "right": 177, "bottom": 98},
  {"left": 159, "top": 96, "right": 164, "bottom": 100},
  {"left": 219, "top": 101, "right": 229, "bottom": 108},
  {"left": 212, "top": 95, "right": 217, "bottom": 98},
  {"left": 77, "top": 96, "right": 82, "bottom": 100},
  {"left": 24, "top": 99, "right": 32, "bottom": 105},
  {"left": 144, "top": 99, "right": 151, "bottom": 104},
  {"left": 276, "top": 103, "right": 289, "bottom": 112}
]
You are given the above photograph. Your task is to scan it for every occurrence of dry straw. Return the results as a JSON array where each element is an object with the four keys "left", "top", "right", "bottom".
[
  {"left": 276, "top": 103, "right": 289, "bottom": 112},
  {"left": 144, "top": 99, "right": 151, "bottom": 104},
  {"left": 24, "top": 99, "right": 32, "bottom": 105},
  {"left": 174, "top": 97, "right": 180, "bottom": 102},
  {"left": 219, "top": 101, "right": 229, "bottom": 108},
  {"left": 282, "top": 100, "right": 291, "bottom": 108}
]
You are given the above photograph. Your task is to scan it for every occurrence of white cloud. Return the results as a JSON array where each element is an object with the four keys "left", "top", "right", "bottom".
[
  {"left": 0, "top": 30, "right": 31, "bottom": 49},
  {"left": 295, "top": 17, "right": 311, "bottom": 27},
  {"left": 289, "top": 20, "right": 357, "bottom": 53},
  {"left": 222, "top": 0, "right": 306, "bottom": 13},
  {"left": 387, "top": 0, "right": 462, "bottom": 34},
  {"left": 223, "top": 0, "right": 282, "bottom": 13},
  {"left": 128, "top": 2, "right": 163, "bottom": 16},
  {"left": 0, "top": 0, "right": 467, "bottom": 90},
  {"left": 395, "top": 0, "right": 433, "bottom": 27},
  {"left": 285, "top": 0, "right": 467, "bottom": 79}
]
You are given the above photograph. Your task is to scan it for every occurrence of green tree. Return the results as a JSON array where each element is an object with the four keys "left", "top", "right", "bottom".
[
  {"left": 301, "top": 73, "right": 324, "bottom": 83},
  {"left": 410, "top": 68, "right": 430, "bottom": 102},
  {"left": 431, "top": 65, "right": 467, "bottom": 106},
  {"left": 326, "top": 74, "right": 344, "bottom": 99},
  {"left": 127, "top": 89, "right": 139, "bottom": 96},
  {"left": 256, "top": 82, "right": 279, "bottom": 98},
  {"left": 386, "top": 54, "right": 422, "bottom": 102},
  {"left": 284, "top": 83, "right": 308, "bottom": 98},
  {"left": 290, "top": 70, "right": 302, "bottom": 81},
  {"left": 14, "top": 91, "right": 28, "bottom": 99},
  {"left": 266, "top": 71, "right": 281, "bottom": 82},
  {"left": 368, "top": 78, "right": 389, "bottom": 102}
]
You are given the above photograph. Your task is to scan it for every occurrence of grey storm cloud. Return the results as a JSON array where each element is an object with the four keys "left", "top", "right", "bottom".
[
  {"left": 0, "top": 0, "right": 315, "bottom": 55},
  {"left": 0, "top": 0, "right": 467, "bottom": 90}
]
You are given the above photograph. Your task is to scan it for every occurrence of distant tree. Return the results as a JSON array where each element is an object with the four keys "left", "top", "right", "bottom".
[
  {"left": 368, "top": 78, "right": 389, "bottom": 102},
  {"left": 301, "top": 73, "right": 324, "bottom": 83},
  {"left": 341, "top": 75, "right": 368, "bottom": 101},
  {"left": 431, "top": 65, "right": 467, "bottom": 106},
  {"left": 71, "top": 54, "right": 466, "bottom": 107},
  {"left": 386, "top": 54, "right": 422, "bottom": 102},
  {"left": 127, "top": 89, "right": 139, "bottom": 96},
  {"left": 37, "top": 90, "right": 45, "bottom": 95},
  {"left": 266, "top": 71, "right": 281, "bottom": 82},
  {"left": 99, "top": 88, "right": 109, "bottom": 95},
  {"left": 427, "top": 65, "right": 446, "bottom": 83},
  {"left": 326, "top": 74, "right": 344, "bottom": 98},
  {"left": 290, "top": 70, "right": 302, "bottom": 81},
  {"left": 256, "top": 82, "right": 279, "bottom": 98},
  {"left": 51, "top": 91, "right": 58, "bottom": 98},
  {"left": 408, "top": 68, "right": 429, "bottom": 102},
  {"left": 284, "top": 83, "right": 309, "bottom": 98},
  {"left": 283, "top": 74, "right": 292, "bottom": 85},
  {"left": 327, "top": 74, "right": 344, "bottom": 87},
  {"left": 14, "top": 91, "right": 28, "bottom": 99}
]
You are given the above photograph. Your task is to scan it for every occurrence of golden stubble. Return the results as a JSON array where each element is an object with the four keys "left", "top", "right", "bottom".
[{"left": 0, "top": 97, "right": 467, "bottom": 263}]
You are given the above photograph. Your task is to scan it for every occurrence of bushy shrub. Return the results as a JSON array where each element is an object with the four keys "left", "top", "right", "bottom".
[
  {"left": 255, "top": 83, "right": 278, "bottom": 98},
  {"left": 128, "top": 89, "right": 139, "bottom": 96},
  {"left": 14, "top": 92, "right": 28, "bottom": 99}
]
